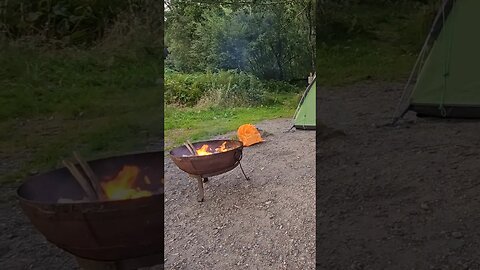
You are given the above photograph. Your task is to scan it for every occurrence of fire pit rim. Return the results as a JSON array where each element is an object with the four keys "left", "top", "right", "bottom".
[
  {"left": 16, "top": 150, "right": 164, "bottom": 206},
  {"left": 168, "top": 139, "right": 243, "bottom": 158},
  {"left": 16, "top": 191, "right": 164, "bottom": 207}
]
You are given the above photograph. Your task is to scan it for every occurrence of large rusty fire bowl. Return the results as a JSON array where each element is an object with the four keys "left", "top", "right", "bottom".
[
  {"left": 16, "top": 151, "right": 164, "bottom": 262},
  {"left": 169, "top": 139, "right": 244, "bottom": 178},
  {"left": 169, "top": 140, "right": 249, "bottom": 202}
]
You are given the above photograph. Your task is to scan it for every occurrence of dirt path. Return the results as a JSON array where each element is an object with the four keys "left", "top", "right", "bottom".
[
  {"left": 164, "top": 118, "right": 315, "bottom": 269},
  {"left": 316, "top": 81, "right": 480, "bottom": 269}
]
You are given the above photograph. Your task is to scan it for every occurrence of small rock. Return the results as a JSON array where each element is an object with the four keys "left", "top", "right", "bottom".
[
  {"left": 420, "top": 202, "right": 430, "bottom": 210},
  {"left": 448, "top": 239, "right": 465, "bottom": 250},
  {"left": 452, "top": 231, "right": 463, "bottom": 239},
  {"left": 29, "top": 170, "right": 38, "bottom": 176}
]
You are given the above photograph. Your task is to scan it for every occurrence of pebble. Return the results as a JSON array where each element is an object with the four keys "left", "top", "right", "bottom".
[
  {"left": 420, "top": 202, "right": 430, "bottom": 210},
  {"left": 452, "top": 231, "right": 463, "bottom": 239}
]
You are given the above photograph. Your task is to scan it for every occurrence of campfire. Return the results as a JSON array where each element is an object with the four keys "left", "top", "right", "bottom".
[
  {"left": 17, "top": 151, "right": 164, "bottom": 269},
  {"left": 186, "top": 141, "right": 232, "bottom": 156},
  {"left": 58, "top": 152, "right": 157, "bottom": 203},
  {"left": 170, "top": 139, "right": 249, "bottom": 202},
  {"left": 101, "top": 165, "right": 153, "bottom": 200}
]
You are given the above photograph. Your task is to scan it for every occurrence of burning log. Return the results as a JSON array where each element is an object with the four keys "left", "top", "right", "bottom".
[
  {"left": 62, "top": 152, "right": 105, "bottom": 201},
  {"left": 62, "top": 159, "right": 97, "bottom": 201},
  {"left": 183, "top": 141, "right": 196, "bottom": 156},
  {"left": 72, "top": 151, "right": 106, "bottom": 200}
]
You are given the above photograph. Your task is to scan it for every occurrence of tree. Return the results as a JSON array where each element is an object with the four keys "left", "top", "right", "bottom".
[{"left": 165, "top": 0, "right": 315, "bottom": 81}]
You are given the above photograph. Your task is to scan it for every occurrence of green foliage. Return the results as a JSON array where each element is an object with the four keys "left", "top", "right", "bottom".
[
  {"left": 165, "top": 1, "right": 315, "bottom": 81},
  {"left": 0, "top": 0, "right": 162, "bottom": 46},
  {"left": 164, "top": 70, "right": 301, "bottom": 107}
]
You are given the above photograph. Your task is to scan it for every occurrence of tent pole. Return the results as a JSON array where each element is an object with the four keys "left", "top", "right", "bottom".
[{"left": 391, "top": 0, "right": 451, "bottom": 124}]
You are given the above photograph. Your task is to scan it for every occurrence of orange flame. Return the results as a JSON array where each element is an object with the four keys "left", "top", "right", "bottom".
[
  {"left": 101, "top": 165, "right": 152, "bottom": 200},
  {"left": 196, "top": 144, "right": 213, "bottom": 156},
  {"left": 192, "top": 141, "right": 231, "bottom": 156}
]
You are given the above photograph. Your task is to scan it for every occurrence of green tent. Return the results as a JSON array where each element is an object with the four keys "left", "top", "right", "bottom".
[
  {"left": 293, "top": 75, "right": 316, "bottom": 129},
  {"left": 406, "top": 0, "right": 480, "bottom": 118}
]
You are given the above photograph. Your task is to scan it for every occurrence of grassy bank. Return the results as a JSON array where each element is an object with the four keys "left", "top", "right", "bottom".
[
  {"left": 163, "top": 71, "right": 302, "bottom": 148},
  {"left": 164, "top": 104, "right": 296, "bottom": 149},
  {"left": 316, "top": 1, "right": 437, "bottom": 86},
  {"left": 0, "top": 44, "right": 162, "bottom": 184}
]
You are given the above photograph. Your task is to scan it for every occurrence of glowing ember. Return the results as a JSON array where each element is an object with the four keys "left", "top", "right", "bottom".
[{"left": 101, "top": 165, "right": 152, "bottom": 200}]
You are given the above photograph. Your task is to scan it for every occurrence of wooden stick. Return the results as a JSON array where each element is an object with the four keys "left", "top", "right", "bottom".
[
  {"left": 186, "top": 140, "right": 197, "bottom": 155},
  {"left": 183, "top": 143, "right": 195, "bottom": 155},
  {"left": 63, "top": 159, "right": 97, "bottom": 200},
  {"left": 184, "top": 142, "right": 196, "bottom": 156},
  {"left": 73, "top": 151, "right": 106, "bottom": 200}
]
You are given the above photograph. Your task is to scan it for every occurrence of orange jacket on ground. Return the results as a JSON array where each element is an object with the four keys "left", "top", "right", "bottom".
[{"left": 237, "top": 124, "right": 264, "bottom": 147}]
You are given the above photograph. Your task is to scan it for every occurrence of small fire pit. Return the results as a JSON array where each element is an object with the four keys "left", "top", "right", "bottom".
[
  {"left": 16, "top": 151, "right": 164, "bottom": 270},
  {"left": 169, "top": 139, "right": 249, "bottom": 202}
]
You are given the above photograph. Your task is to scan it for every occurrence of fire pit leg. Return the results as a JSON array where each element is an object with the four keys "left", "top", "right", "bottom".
[
  {"left": 196, "top": 176, "right": 205, "bottom": 202},
  {"left": 203, "top": 177, "right": 209, "bottom": 183},
  {"left": 239, "top": 162, "right": 250, "bottom": 181}
]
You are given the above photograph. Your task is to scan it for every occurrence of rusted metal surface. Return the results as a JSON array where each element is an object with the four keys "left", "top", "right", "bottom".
[
  {"left": 169, "top": 140, "right": 249, "bottom": 202},
  {"left": 16, "top": 151, "right": 164, "bottom": 263},
  {"left": 169, "top": 140, "right": 244, "bottom": 178}
]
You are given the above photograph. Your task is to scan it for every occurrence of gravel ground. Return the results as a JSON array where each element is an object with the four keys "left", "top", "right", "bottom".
[
  {"left": 316, "top": 81, "right": 480, "bottom": 269},
  {"left": 164, "top": 118, "right": 315, "bottom": 270},
  {"left": 0, "top": 118, "right": 314, "bottom": 270}
]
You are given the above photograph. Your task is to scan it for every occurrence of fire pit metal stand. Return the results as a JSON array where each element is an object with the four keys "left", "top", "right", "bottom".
[{"left": 190, "top": 161, "right": 249, "bottom": 202}]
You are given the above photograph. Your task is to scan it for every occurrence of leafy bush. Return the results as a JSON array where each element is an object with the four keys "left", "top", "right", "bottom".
[
  {"left": 0, "top": 0, "right": 161, "bottom": 47},
  {"left": 165, "top": 1, "right": 314, "bottom": 81},
  {"left": 164, "top": 70, "right": 301, "bottom": 107}
]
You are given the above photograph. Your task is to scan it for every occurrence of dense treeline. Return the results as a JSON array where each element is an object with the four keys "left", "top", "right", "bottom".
[{"left": 165, "top": 0, "right": 315, "bottom": 81}]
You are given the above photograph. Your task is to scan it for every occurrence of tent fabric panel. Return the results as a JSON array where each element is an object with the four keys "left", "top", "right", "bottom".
[
  {"left": 411, "top": 0, "right": 480, "bottom": 113},
  {"left": 294, "top": 80, "right": 316, "bottom": 129}
]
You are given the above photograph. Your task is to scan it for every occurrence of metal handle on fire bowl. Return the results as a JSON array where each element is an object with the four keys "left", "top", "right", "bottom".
[
  {"left": 235, "top": 149, "right": 249, "bottom": 181},
  {"left": 234, "top": 148, "right": 243, "bottom": 161}
]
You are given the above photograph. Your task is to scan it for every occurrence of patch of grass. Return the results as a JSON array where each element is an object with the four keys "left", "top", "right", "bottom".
[
  {"left": 316, "top": 40, "right": 417, "bottom": 86},
  {"left": 317, "top": 1, "right": 437, "bottom": 86},
  {"left": 0, "top": 44, "right": 162, "bottom": 184},
  {"left": 0, "top": 45, "right": 160, "bottom": 120},
  {"left": 164, "top": 103, "right": 297, "bottom": 148}
]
